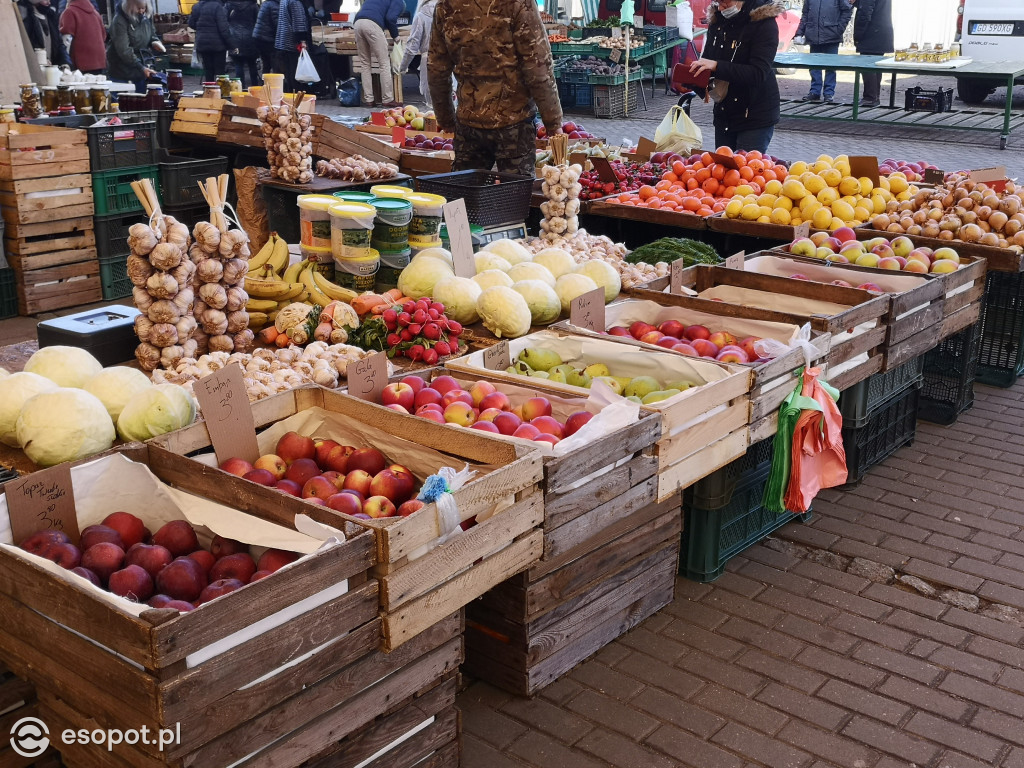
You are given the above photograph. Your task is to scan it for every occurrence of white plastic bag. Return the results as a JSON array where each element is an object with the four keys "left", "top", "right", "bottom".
[
  {"left": 654, "top": 105, "right": 702, "bottom": 155},
  {"left": 391, "top": 38, "right": 405, "bottom": 74},
  {"left": 667, "top": 1, "right": 693, "bottom": 41},
  {"left": 190, "top": 46, "right": 200, "bottom": 70},
  {"left": 295, "top": 48, "right": 321, "bottom": 84}
]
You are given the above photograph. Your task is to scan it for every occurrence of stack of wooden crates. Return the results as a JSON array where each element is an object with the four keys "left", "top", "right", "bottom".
[{"left": 0, "top": 123, "right": 101, "bottom": 315}]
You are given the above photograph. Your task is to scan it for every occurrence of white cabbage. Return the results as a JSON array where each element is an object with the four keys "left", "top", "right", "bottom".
[{"left": 17, "top": 388, "right": 115, "bottom": 467}]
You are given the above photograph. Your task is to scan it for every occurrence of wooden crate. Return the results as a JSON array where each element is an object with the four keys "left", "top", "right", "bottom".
[
  {"left": 12, "top": 255, "right": 101, "bottom": 315},
  {"left": 0, "top": 124, "right": 90, "bottom": 181},
  {"left": 446, "top": 330, "right": 752, "bottom": 502},
  {"left": 0, "top": 444, "right": 399, "bottom": 767},
  {"left": 856, "top": 225, "right": 1024, "bottom": 273},
  {"left": 0, "top": 173, "right": 94, "bottom": 227},
  {"left": 0, "top": 662, "right": 62, "bottom": 768},
  {"left": 630, "top": 265, "right": 891, "bottom": 392},
  {"left": 170, "top": 97, "right": 225, "bottom": 139},
  {"left": 398, "top": 369, "right": 663, "bottom": 561},
  {"left": 217, "top": 104, "right": 264, "bottom": 148},
  {"left": 588, "top": 198, "right": 708, "bottom": 231},
  {"left": 553, "top": 297, "right": 832, "bottom": 443},
  {"left": 311, "top": 115, "right": 402, "bottom": 166},
  {"left": 400, "top": 151, "right": 455, "bottom": 178},
  {"left": 465, "top": 497, "right": 681, "bottom": 696},
  {"left": 150, "top": 385, "right": 545, "bottom": 653}
]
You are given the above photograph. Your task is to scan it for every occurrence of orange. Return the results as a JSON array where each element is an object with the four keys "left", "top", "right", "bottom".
[
  {"left": 773, "top": 164, "right": 788, "bottom": 177},
  {"left": 762, "top": 169, "right": 777, "bottom": 182},
  {"left": 739, "top": 166, "right": 754, "bottom": 181},
  {"left": 747, "top": 158, "right": 765, "bottom": 173},
  {"left": 702, "top": 178, "right": 720, "bottom": 194},
  {"left": 697, "top": 206, "right": 713, "bottom": 216},
  {"left": 695, "top": 167, "right": 711, "bottom": 183},
  {"left": 686, "top": 178, "right": 700, "bottom": 191},
  {"left": 682, "top": 196, "right": 701, "bottom": 212},
  {"left": 747, "top": 150, "right": 763, "bottom": 160},
  {"left": 655, "top": 180, "right": 672, "bottom": 191},
  {"left": 617, "top": 193, "right": 632, "bottom": 203},
  {"left": 638, "top": 185, "right": 656, "bottom": 200},
  {"left": 723, "top": 169, "right": 741, "bottom": 187},
  {"left": 722, "top": 185, "right": 737, "bottom": 198},
  {"left": 647, "top": 198, "right": 662, "bottom": 209},
  {"left": 672, "top": 160, "right": 686, "bottom": 176},
  {"left": 715, "top": 145, "right": 734, "bottom": 156},
  {"left": 711, "top": 164, "right": 726, "bottom": 181},
  {"left": 700, "top": 152, "right": 713, "bottom": 165}
]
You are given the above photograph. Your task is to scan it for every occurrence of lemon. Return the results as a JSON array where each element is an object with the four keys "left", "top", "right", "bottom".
[
  {"left": 789, "top": 161, "right": 809, "bottom": 175},
  {"left": 735, "top": 184, "right": 755, "bottom": 197},
  {"left": 820, "top": 167, "right": 842, "bottom": 188},
  {"left": 811, "top": 160, "right": 832, "bottom": 175},
  {"left": 834, "top": 160, "right": 852, "bottom": 177},
  {"left": 840, "top": 194, "right": 859, "bottom": 207},
  {"left": 757, "top": 215, "right": 771, "bottom": 223},
  {"left": 764, "top": 179, "right": 783, "bottom": 195},
  {"left": 770, "top": 207, "right": 791, "bottom": 225},
  {"left": 782, "top": 179, "right": 808, "bottom": 200},
  {"left": 858, "top": 177, "right": 874, "bottom": 196},
  {"left": 870, "top": 194, "right": 887, "bottom": 214},
  {"left": 790, "top": 216, "right": 803, "bottom": 225},
  {"left": 854, "top": 205, "right": 872, "bottom": 221},
  {"left": 888, "top": 174, "right": 909, "bottom": 194},
  {"left": 817, "top": 187, "right": 840, "bottom": 205},
  {"left": 756, "top": 193, "right": 777, "bottom": 207},
  {"left": 804, "top": 175, "right": 827, "bottom": 195},
  {"left": 725, "top": 199, "right": 743, "bottom": 218},
  {"left": 896, "top": 189, "right": 912, "bottom": 202},
  {"left": 811, "top": 207, "right": 833, "bottom": 230},
  {"left": 831, "top": 200, "right": 856, "bottom": 222},
  {"left": 741, "top": 203, "right": 761, "bottom": 221},
  {"left": 775, "top": 195, "right": 794, "bottom": 211},
  {"left": 838, "top": 176, "right": 861, "bottom": 196},
  {"left": 758, "top": 205, "right": 773, "bottom": 218},
  {"left": 829, "top": 216, "right": 846, "bottom": 231},
  {"left": 817, "top": 154, "right": 835, "bottom": 165},
  {"left": 877, "top": 176, "right": 891, "bottom": 192}
]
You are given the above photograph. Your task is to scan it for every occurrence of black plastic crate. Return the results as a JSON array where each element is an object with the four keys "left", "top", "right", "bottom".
[
  {"left": 416, "top": 170, "right": 534, "bottom": 228},
  {"left": 839, "top": 355, "right": 924, "bottom": 428},
  {"left": 158, "top": 153, "right": 229, "bottom": 208},
  {"left": 682, "top": 463, "right": 810, "bottom": 583},
  {"left": 593, "top": 82, "right": 639, "bottom": 118},
  {"left": 0, "top": 465, "right": 18, "bottom": 484},
  {"left": 94, "top": 211, "right": 147, "bottom": 261},
  {"left": 162, "top": 202, "right": 212, "bottom": 229},
  {"left": 842, "top": 383, "right": 921, "bottom": 486},
  {"left": 87, "top": 116, "right": 159, "bottom": 171},
  {"left": 99, "top": 252, "right": 131, "bottom": 300},
  {"left": 920, "top": 320, "right": 982, "bottom": 425},
  {"left": 977, "top": 270, "right": 1024, "bottom": 388},
  {"left": 904, "top": 86, "right": 954, "bottom": 113},
  {"left": 687, "top": 438, "right": 776, "bottom": 509},
  {"left": 0, "top": 267, "right": 17, "bottom": 320}
]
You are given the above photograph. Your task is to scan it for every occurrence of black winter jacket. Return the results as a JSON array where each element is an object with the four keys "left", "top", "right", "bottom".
[
  {"left": 704, "top": 0, "right": 783, "bottom": 132},
  {"left": 852, "top": 0, "right": 893, "bottom": 53},
  {"left": 19, "top": 0, "right": 71, "bottom": 66},
  {"left": 189, "top": 0, "right": 238, "bottom": 53},
  {"left": 796, "top": 0, "right": 852, "bottom": 46},
  {"left": 226, "top": 0, "right": 258, "bottom": 57}
]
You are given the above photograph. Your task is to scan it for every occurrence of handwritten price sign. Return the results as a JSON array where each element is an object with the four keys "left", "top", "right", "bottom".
[
  {"left": 443, "top": 198, "right": 476, "bottom": 278},
  {"left": 348, "top": 352, "right": 388, "bottom": 402},
  {"left": 194, "top": 362, "right": 259, "bottom": 465},
  {"left": 570, "top": 287, "right": 606, "bottom": 332},
  {"left": 7, "top": 464, "right": 78, "bottom": 545},
  {"left": 483, "top": 340, "right": 511, "bottom": 371}
]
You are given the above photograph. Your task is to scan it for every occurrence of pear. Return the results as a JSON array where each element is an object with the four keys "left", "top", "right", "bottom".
[
  {"left": 518, "top": 348, "right": 562, "bottom": 372},
  {"left": 594, "top": 376, "right": 623, "bottom": 395},
  {"left": 583, "top": 362, "right": 611, "bottom": 379},
  {"left": 548, "top": 370, "right": 568, "bottom": 384},
  {"left": 566, "top": 370, "right": 593, "bottom": 388},
  {"left": 551, "top": 363, "right": 576, "bottom": 377},
  {"left": 624, "top": 376, "right": 660, "bottom": 399},
  {"left": 642, "top": 388, "right": 681, "bottom": 404},
  {"left": 530, "top": 370, "right": 550, "bottom": 379},
  {"left": 509, "top": 361, "right": 533, "bottom": 376},
  {"left": 613, "top": 376, "right": 634, "bottom": 391},
  {"left": 666, "top": 380, "right": 694, "bottom": 392},
  {"left": 626, "top": 395, "right": 643, "bottom": 404}
]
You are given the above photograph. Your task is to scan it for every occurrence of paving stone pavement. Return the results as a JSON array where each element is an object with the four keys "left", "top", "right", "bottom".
[{"left": 456, "top": 373, "right": 1024, "bottom": 768}]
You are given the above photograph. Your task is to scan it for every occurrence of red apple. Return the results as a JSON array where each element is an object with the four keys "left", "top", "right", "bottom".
[
  {"left": 512, "top": 423, "right": 541, "bottom": 440},
  {"left": 347, "top": 448, "right": 386, "bottom": 476},
  {"left": 109, "top": 564, "right": 154, "bottom": 601},
  {"left": 531, "top": 415, "right": 564, "bottom": 438},
  {"left": 479, "top": 391, "right": 511, "bottom": 412},
  {"left": 441, "top": 389, "right": 474, "bottom": 408},
  {"left": 127, "top": 543, "right": 174, "bottom": 580},
  {"left": 833, "top": 226, "right": 857, "bottom": 243},
  {"left": 363, "top": 495, "right": 397, "bottom": 518},
  {"left": 70, "top": 566, "right": 101, "bottom": 587},
  {"left": 370, "top": 469, "right": 415, "bottom": 504},
  {"left": 629, "top": 321, "right": 656, "bottom": 339},
  {"left": 256, "top": 549, "right": 299, "bottom": 573},
  {"left": 656, "top": 337, "right": 680, "bottom": 349},
  {"left": 163, "top": 599, "right": 195, "bottom": 612},
  {"left": 244, "top": 468, "right": 277, "bottom": 486},
  {"left": 493, "top": 412, "right": 522, "bottom": 435},
  {"left": 320, "top": 470, "right": 345, "bottom": 489},
  {"left": 275, "top": 431, "right": 315, "bottom": 465},
  {"left": 197, "top": 578, "right": 245, "bottom": 604},
  {"left": 210, "top": 552, "right": 257, "bottom": 583},
  {"left": 187, "top": 549, "right": 216, "bottom": 575},
  {"left": 431, "top": 375, "right": 461, "bottom": 395},
  {"left": 152, "top": 520, "right": 199, "bottom": 558},
  {"left": 249, "top": 570, "right": 272, "bottom": 583},
  {"left": 684, "top": 325, "right": 711, "bottom": 341},
  {"left": 20, "top": 529, "right": 69, "bottom": 555},
  {"left": 381, "top": 382, "right": 416, "bottom": 411},
  {"left": 397, "top": 499, "right": 425, "bottom": 517},
  {"left": 414, "top": 387, "right": 443, "bottom": 410},
  {"left": 274, "top": 478, "right": 302, "bottom": 495},
  {"left": 639, "top": 330, "right": 665, "bottom": 345},
  {"left": 444, "top": 401, "right": 476, "bottom": 426},
  {"left": 534, "top": 434, "right": 560, "bottom": 446},
  {"left": 219, "top": 457, "right": 254, "bottom": 477},
  {"left": 322, "top": 444, "right": 356, "bottom": 473},
  {"left": 691, "top": 338, "right": 720, "bottom": 357},
  {"left": 658, "top": 320, "right": 686, "bottom": 338},
  {"left": 708, "top": 331, "right": 738, "bottom": 349},
  {"left": 563, "top": 411, "right": 594, "bottom": 437},
  {"left": 326, "top": 492, "right": 363, "bottom": 516},
  {"left": 385, "top": 404, "right": 409, "bottom": 414},
  {"left": 716, "top": 346, "right": 750, "bottom": 363},
  {"left": 302, "top": 475, "right": 339, "bottom": 501},
  {"left": 478, "top": 407, "right": 505, "bottom": 422},
  {"left": 253, "top": 454, "right": 287, "bottom": 480},
  {"left": 41, "top": 541, "right": 81, "bottom": 569},
  {"left": 284, "top": 457, "right": 321, "bottom": 487},
  {"left": 343, "top": 469, "right": 373, "bottom": 497},
  {"left": 102, "top": 511, "right": 147, "bottom": 548},
  {"left": 313, "top": 438, "right": 340, "bottom": 467},
  {"left": 739, "top": 336, "right": 760, "bottom": 360},
  {"left": 469, "top": 380, "right": 496, "bottom": 406},
  {"left": 417, "top": 409, "right": 446, "bottom": 424},
  {"left": 400, "top": 375, "right": 426, "bottom": 393},
  {"left": 210, "top": 535, "right": 248, "bottom": 559},
  {"left": 608, "top": 326, "right": 631, "bottom": 337},
  {"left": 673, "top": 342, "right": 699, "bottom": 356},
  {"left": 470, "top": 421, "right": 500, "bottom": 432},
  {"left": 79, "top": 524, "right": 124, "bottom": 552},
  {"left": 81, "top": 542, "right": 125, "bottom": 585},
  {"left": 521, "top": 397, "right": 552, "bottom": 420}
]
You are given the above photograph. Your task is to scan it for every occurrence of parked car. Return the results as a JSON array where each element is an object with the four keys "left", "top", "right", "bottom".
[{"left": 956, "top": 0, "right": 1024, "bottom": 103}]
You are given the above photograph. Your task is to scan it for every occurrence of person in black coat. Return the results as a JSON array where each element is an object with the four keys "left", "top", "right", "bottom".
[
  {"left": 795, "top": 0, "right": 852, "bottom": 103},
  {"left": 689, "top": 0, "right": 784, "bottom": 154},
  {"left": 189, "top": 0, "right": 239, "bottom": 83},
  {"left": 851, "top": 0, "right": 893, "bottom": 106},
  {"left": 19, "top": 0, "right": 71, "bottom": 66},
  {"left": 227, "top": 0, "right": 260, "bottom": 88}
]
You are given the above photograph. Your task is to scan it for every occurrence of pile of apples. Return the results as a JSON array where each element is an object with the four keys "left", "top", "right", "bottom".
[
  {"left": 786, "top": 227, "right": 962, "bottom": 275},
  {"left": 578, "top": 159, "right": 665, "bottom": 200},
  {"left": 403, "top": 134, "right": 454, "bottom": 152},
  {"left": 383, "top": 105, "right": 434, "bottom": 130},
  {"left": 878, "top": 159, "right": 938, "bottom": 182},
  {"left": 220, "top": 431, "right": 421, "bottom": 520},
  {"left": 537, "top": 121, "right": 597, "bottom": 141},
  {"left": 379, "top": 374, "right": 593, "bottom": 446},
  {"left": 20, "top": 512, "right": 299, "bottom": 611},
  {"left": 607, "top": 321, "right": 764, "bottom": 365}
]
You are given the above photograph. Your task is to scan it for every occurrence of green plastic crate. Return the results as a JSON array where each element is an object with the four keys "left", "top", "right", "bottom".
[
  {"left": 98, "top": 252, "right": 132, "bottom": 300},
  {"left": 92, "top": 165, "right": 160, "bottom": 217}
]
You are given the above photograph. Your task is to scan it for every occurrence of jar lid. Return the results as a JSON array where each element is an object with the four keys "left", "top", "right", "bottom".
[
  {"left": 369, "top": 185, "right": 412, "bottom": 199},
  {"left": 406, "top": 192, "right": 447, "bottom": 207},
  {"left": 372, "top": 198, "right": 412, "bottom": 212},
  {"left": 332, "top": 191, "right": 376, "bottom": 202},
  {"left": 297, "top": 194, "right": 339, "bottom": 212},
  {"left": 42, "top": 86, "right": 56, "bottom": 91},
  {"left": 202, "top": 81, "right": 218, "bottom": 86},
  {"left": 328, "top": 201, "right": 377, "bottom": 217}
]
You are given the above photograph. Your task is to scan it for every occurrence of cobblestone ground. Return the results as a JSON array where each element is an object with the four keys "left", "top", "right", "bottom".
[{"left": 458, "top": 375, "right": 1024, "bottom": 768}]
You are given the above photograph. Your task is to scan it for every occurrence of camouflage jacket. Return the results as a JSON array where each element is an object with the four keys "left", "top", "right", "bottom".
[{"left": 428, "top": 0, "right": 562, "bottom": 133}]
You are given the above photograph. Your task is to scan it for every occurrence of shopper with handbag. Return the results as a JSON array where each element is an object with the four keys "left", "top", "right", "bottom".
[
  {"left": 688, "top": 0, "right": 783, "bottom": 153},
  {"left": 353, "top": 0, "right": 405, "bottom": 107}
]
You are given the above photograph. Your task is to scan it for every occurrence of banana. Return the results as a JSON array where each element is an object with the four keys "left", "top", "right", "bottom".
[
  {"left": 300, "top": 265, "right": 332, "bottom": 307},
  {"left": 247, "top": 311, "right": 269, "bottom": 328},
  {"left": 247, "top": 233, "right": 277, "bottom": 272},
  {"left": 311, "top": 269, "right": 359, "bottom": 303},
  {"left": 266, "top": 235, "right": 290, "bottom": 276},
  {"left": 244, "top": 276, "right": 306, "bottom": 300},
  {"left": 246, "top": 298, "right": 280, "bottom": 312},
  {"left": 282, "top": 257, "right": 307, "bottom": 284}
]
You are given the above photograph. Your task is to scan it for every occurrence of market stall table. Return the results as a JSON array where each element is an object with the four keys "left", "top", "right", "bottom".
[{"left": 772, "top": 52, "right": 1024, "bottom": 149}]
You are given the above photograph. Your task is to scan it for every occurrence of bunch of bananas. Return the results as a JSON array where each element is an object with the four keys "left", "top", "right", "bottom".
[{"left": 244, "top": 232, "right": 360, "bottom": 330}]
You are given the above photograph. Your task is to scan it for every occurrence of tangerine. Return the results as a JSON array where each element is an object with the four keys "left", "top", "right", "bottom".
[{"left": 638, "top": 185, "right": 656, "bottom": 200}]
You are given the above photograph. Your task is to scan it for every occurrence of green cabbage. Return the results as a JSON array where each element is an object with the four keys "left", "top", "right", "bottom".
[
  {"left": 508, "top": 262, "right": 556, "bottom": 288},
  {"left": 398, "top": 256, "right": 455, "bottom": 299},
  {"left": 24, "top": 345, "right": 103, "bottom": 388},
  {"left": 577, "top": 260, "right": 622, "bottom": 303},
  {"left": 432, "top": 276, "right": 481, "bottom": 325},
  {"left": 555, "top": 273, "right": 599, "bottom": 314},
  {"left": 116, "top": 384, "right": 197, "bottom": 442},
  {"left": 512, "top": 280, "right": 562, "bottom": 325},
  {"left": 476, "top": 286, "right": 532, "bottom": 338},
  {"left": 84, "top": 367, "right": 153, "bottom": 421},
  {"left": 0, "top": 372, "right": 59, "bottom": 447}
]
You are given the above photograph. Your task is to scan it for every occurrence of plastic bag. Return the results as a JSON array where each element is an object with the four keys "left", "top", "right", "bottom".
[
  {"left": 295, "top": 48, "right": 321, "bottom": 84},
  {"left": 667, "top": 0, "right": 693, "bottom": 40},
  {"left": 338, "top": 77, "right": 361, "bottom": 106},
  {"left": 390, "top": 38, "right": 405, "bottom": 74},
  {"left": 654, "top": 105, "right": 702, "bottom": 155},
  {"left": 190, "top": 46, "right": 200, "bottom": 70},
  {"left": 753, "top": 323, "right": 821, "bottom": 369},
  {"left": 784, "top": 368, "right": 847, "bottom": 513}
]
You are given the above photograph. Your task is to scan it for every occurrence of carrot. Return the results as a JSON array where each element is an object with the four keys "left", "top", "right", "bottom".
[
  {"left": 275, "top": 332, "right": 291, "bottom": 348},
  {"left": 384, "top": 288, "right": 405, "bottom": 302},
  {"left": 320, "top": 300, "right": 340, "bottom": 324},
  {"left": 258, "top": 326, "right": 280, "bottom": 344},
  {"left": 351, "top": 293, "right": 386, "bottom": 315}
]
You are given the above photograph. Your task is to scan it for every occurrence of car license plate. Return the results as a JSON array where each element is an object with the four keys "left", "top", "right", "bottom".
[{"left": 971, "top": 22, "right": 1015, "bottom": 35}]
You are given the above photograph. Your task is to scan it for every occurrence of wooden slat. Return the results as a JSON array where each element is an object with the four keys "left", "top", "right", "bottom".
[
  {"left": 658, "top": 427, "right": 749, "bottom": 501},
  {"left": 7, "top": 247, "right": 97, "bottom": 272}
]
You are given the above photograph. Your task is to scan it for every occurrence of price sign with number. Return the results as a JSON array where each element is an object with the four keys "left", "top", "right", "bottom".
[
  {"left": 670, "top": 259, "right": 686, "bottom": 295},
  {"left": 724, "top": 250, "right": 746, "bottom": 271},
  {"left": 483, "top": 341, "right": 511, "bottom": 371},
  {"left": 923, "top": 168, "right": 945, "bottom": 184},
  {"left": 194, "top": 362, "right": 259, "bottom": 465},
  {"left": 348, "top": 352, "right": 389, "bottom": 402},
  {"left": 609, "top": 48, "right": 623, "bottom": 64},
  {"left": 7, "top": 464, "right": 79, "bottom": 546},
  {"left": 570, "top": 287, "right": 606, "bottom": 332},
  {"left": 443, "top": 198, "right": 475, "bottom": 278},
  {"left": 794, "top": 221, "right": 811, "bottom": 239}
]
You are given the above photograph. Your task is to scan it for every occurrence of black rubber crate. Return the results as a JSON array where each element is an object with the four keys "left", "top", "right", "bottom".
[
  {"left": 158, "top": 153, "right": 229, "bottom": 208},
  {"left": 682, "top": 449, "right": 810, "bottom": 583},
  {"left": 977, "top": 270, "right": 1024, "bottom": 388},
  {"left": 842, "top": 382, "right": 921, "bottom": 486},
  {"left": 94, "top": 211, "right": 147, "bottom": 261},
  {"left": 99, "top": 252, "right": 131, "bottom": 300},
  {"left": 0, "top": 267, "right": 17, "bottom": 320},
  {"left": 920, "top": 320, "right": 982, "bottom": 425},
  {"left": 162, "top": 203, "right": 212, "bottom": 229},
  {"left": 839, "top": 354, "right": 924, "bottom": 428},
  {"left": 688, "top": 437, "right": 776, "bottom": 509},
  {"left": 593, "top": 82, "right": 639, "bottom": 118},
  {"left": 415, "top": 170, "right": 534, "bottom": 228},
  {"left": 87, "top": 116, "right": 159, "bottom": 171}
]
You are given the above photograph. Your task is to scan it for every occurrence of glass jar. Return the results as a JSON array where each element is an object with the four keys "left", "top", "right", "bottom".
[
  {"left": 19, "top": 84, "right": 41, "bottom": 118},
  {"left": 168, "top": 90, "right": 183, "bottom": 106},
  {"left": 230, "top": 77, "right": 243, "bottom": 94},
  {"left": 202, "top": 81, "right": 221, "bottom": 99},
  {"left": 90, "top": 87, "right": 109, "bottom": 113},
  {"left": 56, "top": 85, "right": 73, "bottom": 109},
  {"left": 894, "top": 48, "right": 908, "bottom": 62},
  {"left": 145, "top": 84, "right": 165, "bottom": 110},
  {"left": 58, "top": 104, "right": 76, "bottom": 117},
  {"left": 166, "top": 69, "right": 184, "bottom": 92},
  {"left": 217, "top": 74, "right": 232, "bottom": 98},
  {"left": 73, "top": 86, "right": 91, "bottom": 114},
  {"left": 0, "top": 108, "right": 15, "bottom": 124},
  {"left": 41, "top": 86, "right": 58, "bottom": 114}
]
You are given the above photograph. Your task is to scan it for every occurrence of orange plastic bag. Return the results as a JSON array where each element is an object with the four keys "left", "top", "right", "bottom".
[{"left": 784, "top": 368, "right": 847, "bottom": 513}]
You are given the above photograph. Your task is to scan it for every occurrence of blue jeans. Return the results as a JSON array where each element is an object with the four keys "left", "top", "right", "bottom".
[
  {"left": 808, "top": 42, "right": 840, "bottom": 99},
  {"left": 714, "top": 125, "right": 774, "bottom": 154}
]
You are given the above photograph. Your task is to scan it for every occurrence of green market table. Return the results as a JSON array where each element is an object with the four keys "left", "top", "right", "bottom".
[{"left": 772, "top": 52, "right": 1024, "bottom": 149}]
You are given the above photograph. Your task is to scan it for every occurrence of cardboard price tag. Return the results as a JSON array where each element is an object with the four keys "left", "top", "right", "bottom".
[
  {"left": 794, "top": 221, "right": 811, "bottom": 239},
  {"left": 724, "top": 250, "right": 746, "bottom": 270},
  {"left": 923, "top": 168, "right": 945, "bottom": 184},
  {"left": 570, "top": 287, "right": 606, "bottom": 332},
  {"left": 483, "top": 340, "right": 511, "bottom": 371},
  {"left": 611, "top": 26, "right": 622, "bottom": 39},
  {"left": 609, "top": 48, "right": 622, "bottom": 64},
  {"left": 442, "top": 198, "right": 475, "bottom": 278},
  {"left": 848, "top": 156, "right": 880, "bottom": 188},
  {"left": 968, "top": 166, "right": 1009, "bottom": 192},
  {"left": 391, "top": 126, "right": 406, "bottom": 145},
  {"left": 6, "top": 464, "right": 79, "bottom": 546},
  {"left": 670, "top": 259, "right": 685, "bottom": 295},
  {"left": 634, "top": 136, "right": 656, "bottom": 162},
  {"left": 348, "top": 352, "right": 389, "bottom": 402},
  {"left": 195, "top": 362, "right": 260, "bottom": 465},
  {"left": 710, "top": 152, "right": 739, "bottom": 170},
  {"left": 591, "top": 156, "right": 618, "bottom": 184}
]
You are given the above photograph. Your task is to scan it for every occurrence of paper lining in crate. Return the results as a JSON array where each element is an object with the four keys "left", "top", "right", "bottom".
[
  {"left": 397, "top": 368, "right": 663, "bottom": 560},
  {"left": 446, "top": 330, "right": 752, "bottom": 502},
  {"left": 630, "top": 265, "right": 891, "bottom": 392},
  {"left": 0, "top": 444, "right": 387, "bottom": 767},
  {"left": 742, "top": 253, "right": 944, "bottom": 372},
  {"left": 554, "top": 298, "right": 831, "bottom": 444},
  {"left": 150, "top": 385, "right": 545, "bottom": 653},
  {"left": 465, "top": 495, "right": 680, "bottom": 696}
]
